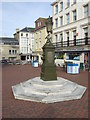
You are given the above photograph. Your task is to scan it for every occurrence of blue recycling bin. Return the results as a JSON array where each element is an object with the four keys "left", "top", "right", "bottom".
[
  {"left": 32, "top": 60, "right": 38, "bottom": 67},
  {"left": 67, "top": 63, "right": 79, "bottom": 74}
]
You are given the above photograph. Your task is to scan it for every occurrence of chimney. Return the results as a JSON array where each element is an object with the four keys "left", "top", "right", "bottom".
[{"left": 16, "top": 28, "right": 19, "bottom": 33}]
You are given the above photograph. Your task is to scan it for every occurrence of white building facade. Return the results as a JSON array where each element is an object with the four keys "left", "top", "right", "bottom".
[
  {"left": 52, "top": 0, "right": 90, "bottom": 70},
  {"left": 14, "top": 27, "right": 34, "bottom": 62}
]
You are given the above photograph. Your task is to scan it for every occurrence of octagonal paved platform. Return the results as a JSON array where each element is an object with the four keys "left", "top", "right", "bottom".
[{"left": 12, "top": 77, "right": 86, "bottom": 103}]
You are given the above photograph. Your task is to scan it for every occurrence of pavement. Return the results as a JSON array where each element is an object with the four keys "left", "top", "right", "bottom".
[{"left": 2, "top": 64, "right": 89, "bottom": 118}]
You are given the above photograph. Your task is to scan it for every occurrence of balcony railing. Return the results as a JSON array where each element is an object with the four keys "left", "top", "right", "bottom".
[{"left": 53, "top": 37, "right": 90, "bottom": 48}]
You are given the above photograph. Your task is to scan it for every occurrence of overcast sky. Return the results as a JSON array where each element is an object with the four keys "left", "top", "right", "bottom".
[{"left": 1, "top": 2, "right": 52, "bottom": 37}]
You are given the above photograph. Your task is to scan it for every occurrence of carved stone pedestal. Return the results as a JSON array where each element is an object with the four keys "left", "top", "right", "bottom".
[{"left": 41, "top": 41, "right": 57, "bottom": 81}]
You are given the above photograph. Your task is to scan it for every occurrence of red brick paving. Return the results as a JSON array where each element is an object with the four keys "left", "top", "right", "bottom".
[{"left": 2, "top": 64, "right": 88, "bottom": 118}]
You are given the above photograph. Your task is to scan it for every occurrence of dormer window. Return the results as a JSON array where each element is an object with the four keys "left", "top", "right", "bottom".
[
  {"left": 40, "top": 22, "right": 41, "bottom": 26},
  {"left": 38, "top": 22, "right": 42, "bottom": 27}
]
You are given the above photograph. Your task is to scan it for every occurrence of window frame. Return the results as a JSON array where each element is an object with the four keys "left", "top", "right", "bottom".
[
  {"left": 55, "top": 4, "right": 58, "bottom": 14},
  {"left": 12, "top": 50, "right": 14, "bottom": 54},
  {"left": 84, "top": 4, "right": 88, "bottom": 17},
  {"left": 60, "top": 16, "right": 63, "bottom": 26},
  {"left": 66, "top": 13, "right": 70, "bottom": 24},
  {"left": 55, "top": 35, "right": 58, "bottom": 43},
  {"left": 21, "top": 33, "right": 23, "bottom": 36},
  {"left": 26, "top": 34, "right": 28, "bottom": 37},
  {"left": 67, "top": 0, "right": 70, "bottom": 8},
  {"left": 73, "top": 0, "right": 76, "bottom": 4},
  {"left": 55, "top": 18, "right": 58, "bottom": 28},
  {"left": 9, "top": 50, "right": 11, "bottom": 54},
  {"left": 15, "top": 50, "right": 17, "bottom": 54},
  {"left": 73, "top": 10, "right": 77, "bottom": 21},
  {"left": 60, "top": 2, "right": 63, "bottom": 11}
]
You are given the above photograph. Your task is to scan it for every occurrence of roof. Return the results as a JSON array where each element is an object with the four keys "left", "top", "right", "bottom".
[
  {"left": 14, "top": 27, "right": 35, "bottom": 35},
  {"left": 34, "top": 17, "right": 52, "bottom": 31},
  {"left": 0, "top": 37, "right": 19, "bottom": 45},
  {"left": 20, "top": 27, "right": 35, "bottom": 32},
  {"left": 35, "top": 17, "right": 47, "bottom": 23}
]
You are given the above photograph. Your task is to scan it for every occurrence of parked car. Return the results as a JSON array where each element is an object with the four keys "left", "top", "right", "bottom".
[{"left": 0, "top": 59, "right": 8, "bottom": 64}]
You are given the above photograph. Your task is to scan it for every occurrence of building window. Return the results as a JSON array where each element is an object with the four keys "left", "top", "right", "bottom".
[
  {"left": 39, "top": 31, "right": 41, "bottom": 39},
  {"left": 67, "top": 32, "right": 69, "bottom": 46},
  {"left": 66, "top": 13, "right": 69, "bottom": 24},
  {"left": 60, "top": 16, "right": 63, "bottom": 26},
  {"left": 36, "top": 42, "right": 38, "bottom": 49},
  {"left": 38, "top": 22, "right": 41, "bottom": 27},
  {"left": 36, "top": 33, "right": 38, "bottom": 38},
  {"left": 60, "top": 33, "right": 63, "bottom": 47},
  {"left": 40, "top": 22, "right": 41, "bottom": 26},
  {"left": 84, "top": 27, "right": 88, "bottom": 36},
  {"left": 38, "top": 22, "right": 39, "bottom": 27},
  {"left": 23, "top": 47, "right": 27, "bottom": 54},
  {"left": 21, "top": 47, "right": 23, "bottom": 53},
  {"left": 55, "top": 18, "right": 58, "bottom": 28},
  {"left": 66, "top": 53, "right": 80, "bottom": 60},
  {"left": 15, "top": 50, "right": 17, "bottom": 54},
  {"left": 60, "top": 2, "right": 63, "bottom": 11},
  {"left": 32, "top": 33, "right": 34, "bottom": 39},
  {"left": 39, "top": 41, "right": 41, "bottom": 48},
  {"left": 67, "top": 0, "right": 70, "bottom": 7},
  {"left": 73, "top": 0, "right": 76, "bottom": 4},
  {"left": 12, "top": 50, "right": 14, "bottom": 54},
  {"left": 84, "top": 27, "right": 88, "bottom": 45},
  {"left": 39, "top": 22, "right": 41, "bottom": 26},
  {"left": 56, "top": 4, "right": 58, "bottom": 14},
  {"left": 73, "top": 10, "right": 77, "bottom": 21},
  {"left": 9, "top": 50, "right": 11, "bottom": 54},
  {"left": 21, "top": 33, "right": 23, "bottom": 36},
  {"left": 73, "top": 30, "right": 76, "bottom": 46},
  {"left": 55, "top": 35, "right": 58, "bottom": 43},
  {"left": 84, "top": 5, "right": 88, "bottom": 17},
  {"left": 26, "top": 34, "right": 28, "bottom": 37}
]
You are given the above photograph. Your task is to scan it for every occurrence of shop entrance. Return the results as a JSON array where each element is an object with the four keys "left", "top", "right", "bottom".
[{"left": 21, "top": 56, "right": 26, "bottom": 60}]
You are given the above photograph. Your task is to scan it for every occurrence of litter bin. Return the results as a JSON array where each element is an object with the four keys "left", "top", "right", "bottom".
[
  {"left": 32, "top": 60, "right": 38, "bottom": 67},
  {"left": 80, "top": 63, "right": 84, "bottom": 70},
  {"left": 65, "top": 62, "right": 73, "bottom": 72},
  {"left": 67, "top": 63, "right": 79, "bottom": 74}
]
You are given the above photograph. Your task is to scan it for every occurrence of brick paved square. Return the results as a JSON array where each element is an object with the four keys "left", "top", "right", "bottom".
[{"left": 2, "top": 64, "right": 88, "bottom": 118}]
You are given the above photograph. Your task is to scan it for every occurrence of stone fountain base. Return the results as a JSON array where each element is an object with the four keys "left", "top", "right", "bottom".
[{"left": 12, "top": 77, "right": 86, "bottom": 103}]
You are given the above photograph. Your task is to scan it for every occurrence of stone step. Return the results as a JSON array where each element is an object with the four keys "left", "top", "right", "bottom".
[
  {"left": 12, "top": 77, "right": 87, "bottom": 103},
  {"left": 21, "top": 82, "right": 77, "bottom": 95}
]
